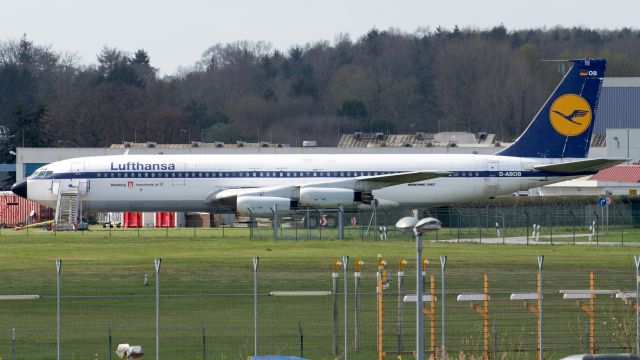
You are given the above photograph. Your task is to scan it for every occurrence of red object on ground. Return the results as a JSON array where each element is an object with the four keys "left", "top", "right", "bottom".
[
  {"left": 123, "top": 212, "right": 142, "bottom": 228},
  {"left": 0, "top": 191, "right": 54, "bottom": 227},
  {"left": 155, "top": 212, "right": 175, "bottom": 227}
]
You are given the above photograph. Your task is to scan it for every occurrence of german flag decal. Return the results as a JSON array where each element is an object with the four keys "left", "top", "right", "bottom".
[{"left": 579, "top": 70, "right": 589, "bottom": 76}]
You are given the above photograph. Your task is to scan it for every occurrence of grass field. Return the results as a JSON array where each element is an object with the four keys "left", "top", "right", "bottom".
[{"left": 1, "top": 227, "right": 639, "bottom": 359}]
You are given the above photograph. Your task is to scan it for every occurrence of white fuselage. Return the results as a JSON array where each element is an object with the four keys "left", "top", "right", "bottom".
[{"left": 25, "top": 153, "right": 577, "bottom": 212}]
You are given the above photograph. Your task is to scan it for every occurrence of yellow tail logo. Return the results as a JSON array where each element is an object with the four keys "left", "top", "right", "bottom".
[{"left": 549, "top": 94, "right": 592, "bottom": 136}]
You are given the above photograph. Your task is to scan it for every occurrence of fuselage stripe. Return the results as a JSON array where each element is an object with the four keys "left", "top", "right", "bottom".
[{"left": 30, "top": 170, "right": 592, "bottom": 180}]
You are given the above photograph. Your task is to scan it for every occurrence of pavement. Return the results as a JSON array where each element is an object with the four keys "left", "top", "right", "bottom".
[{"left": 429, "top": 233, "right": 638, "bottom": 245}]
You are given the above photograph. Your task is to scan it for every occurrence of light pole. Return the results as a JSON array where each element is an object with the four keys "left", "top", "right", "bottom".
[
  {"left": 413, "top": 217, "right": 442, "bottom": 360},
  {"left": 180, "top": 128, "right": 191, "bottom": 143}
]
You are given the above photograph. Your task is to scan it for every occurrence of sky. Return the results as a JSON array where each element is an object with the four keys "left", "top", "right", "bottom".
[{"left": 1, "top": 0, "right": 638, "bottom": 76}]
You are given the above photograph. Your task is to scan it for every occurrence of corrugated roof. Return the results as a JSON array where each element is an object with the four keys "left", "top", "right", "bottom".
[
  {"left": 589, "top": 165, "right": 640, "bottom": 182},
  {"left": 595, "top": 86, "right": 640, "bottom": 134},
  {"left": 337, "top": 132, "right": 496, "bottom": 148},
  {"left": 603, "top": 77, "right": 640, "bottom": 87}
]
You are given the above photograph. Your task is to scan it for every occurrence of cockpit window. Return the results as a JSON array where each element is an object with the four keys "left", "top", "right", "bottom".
[{"left": 31, "top": 170, "right": 53, "bottom": 178}]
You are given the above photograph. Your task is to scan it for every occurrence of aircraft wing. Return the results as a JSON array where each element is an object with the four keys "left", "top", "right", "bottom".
[
  {"left": 208, "top": 170, "right": 450, "bottom": 203},
  {"left": 302, "top": 170, "right": 451, "bottom": 191},
  {"left": 533, "top": 158, "right": 628, "bottom": 174}
]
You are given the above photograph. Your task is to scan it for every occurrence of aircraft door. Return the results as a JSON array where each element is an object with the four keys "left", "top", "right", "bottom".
[
  {"left": 51, "top": 180, "right": 60, "bottom": 195},
  {"left": 78, "top": 179, "right": 89, "bottom": 195},
  {"left": 484, "top": 160, "right": 499, "bottom": 196}
]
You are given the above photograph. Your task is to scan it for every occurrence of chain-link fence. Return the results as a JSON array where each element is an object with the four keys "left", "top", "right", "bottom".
[
  {"left": 4, "top": 196, "right": 640, "bottom": 244},
  {"left": 1, "top": 256, "right": 640, "bottom": 359},
  {"left": 246, "top": 197, "right": 640, "bottom": 244}
]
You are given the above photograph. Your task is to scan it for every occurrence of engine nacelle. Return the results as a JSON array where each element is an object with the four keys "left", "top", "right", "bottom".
[
  {"left": 299, "top": 187, "right": 369, "bottom": 207},
  {"left": 237, "top": 196, "right": 293, "bottom": 216}
]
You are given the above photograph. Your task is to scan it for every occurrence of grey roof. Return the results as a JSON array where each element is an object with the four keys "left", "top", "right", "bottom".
[
  {"left": 596, "top": 86, "right": 640, "bottom": 134},
  {"left": 603, "top": 77, "right": 640, "bottom": 87}
]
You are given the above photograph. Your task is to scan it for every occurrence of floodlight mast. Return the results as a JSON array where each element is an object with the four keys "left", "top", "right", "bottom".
[
  {"left": 413, "top": 227, "right": 425, "bottom": 360},
  {"left": 413, "top": 217, "right": 441, "bottom": 360}
]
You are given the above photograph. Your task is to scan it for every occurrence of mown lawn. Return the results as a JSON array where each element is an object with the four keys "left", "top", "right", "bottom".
[{"left": 0, "top": 228, "right": 639, "bottom": 359}]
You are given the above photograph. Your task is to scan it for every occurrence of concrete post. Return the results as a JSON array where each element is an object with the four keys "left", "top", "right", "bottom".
[
  {"left": 55, "top": 259, "right": 62, "bottom": 360},
  {"left": 253, "top": 256, "right": 259, "bottom": 356},
  {"left": 415, "top": 230, "right": 424, "bottom": 360},
  {"left": 343, "top": 256, "right": 349, "bottom": 360},
  {"left": 440, "top": 255, "right": 447, "bottom": 359},
  {"left": 154, "top": 258, "right": 161, "bottom": 360}
]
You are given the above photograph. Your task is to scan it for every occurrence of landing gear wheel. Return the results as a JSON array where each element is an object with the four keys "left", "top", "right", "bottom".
[{"left": 303, "top": 216, "right": 318, "bottom": 228}]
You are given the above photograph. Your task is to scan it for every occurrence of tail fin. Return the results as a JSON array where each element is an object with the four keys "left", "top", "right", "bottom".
[{"left": 496, "top": 59, "right": 606, "bottom": 158}]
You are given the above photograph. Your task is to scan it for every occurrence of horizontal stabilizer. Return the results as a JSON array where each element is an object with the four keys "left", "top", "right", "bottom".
[{"left": 533, "top": 158, "right": 628, "bottom": 174}]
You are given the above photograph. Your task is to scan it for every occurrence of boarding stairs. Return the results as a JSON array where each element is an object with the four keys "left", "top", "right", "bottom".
[{"left": 55, "top": 189, "right": 81, "bottom": 231}]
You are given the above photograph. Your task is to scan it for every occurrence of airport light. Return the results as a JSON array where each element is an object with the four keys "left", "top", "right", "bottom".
[
  {"left": 413, "top": 217, "right": 441, "bottom": 360},
  {"left": 395, "top": 216, "right": 418, "bottom": 231}
]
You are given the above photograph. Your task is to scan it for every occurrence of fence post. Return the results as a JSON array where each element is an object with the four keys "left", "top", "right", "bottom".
[
  {"left": 154, "top": 258, "right": 161, "bottom": 360},
  {"left": 618, "top": 210, "right": 625, "bottom": 246},
  {"left": 354, "top": 259, "right": 363, "bottom": 352},
  {"left": 338, "top": 205, "right": 344, "bottom": 240},
  {"left": 55, "top": 259, "right": 62, "bottom": 360},
  {"left": 593, "top": 211, "right": 599, "bottom": 244},
  {"left": 306, "top": 208, "right": 311, "bottom": 239},
  {"left": 11, "top": 327, "right": 16, "bottom": 360},
  {"left": 108, "top": 326, "right": 112, "bottom": 360},
  {"left": 253, "top": 256, "right": 259, "bottom": 356},
  {"left": 397, "top": 259, "right": 407, "bottom": 356},
  {"left": 332, "top": 260, "right": 340, "bottom": 355},
  {"left": 479, "top": 218, "right": 482, "bottom": 243},
  {"left": 538, "top": 255, "right": 544, "bottom": 360},
  {"left": 201, "top": 324, "right": 206, "bottom": 360},
  {"left": 415, "top": 230, "right": 424, "bottom": 360},
  {"left": 272, "top": 204, "right": 279, "bottom": 240},
  {"left": 570, "top": 211, "right": 576, "bottom": 244},
  {"left": 524, "top": 210, "right": 529, "bottom": 245},
  {"left": 299, "top": 322, "right": 304, "bottom": 358},
  {"left": 343, "top": 255, "right": 349, "bottom": 360},
  {"left": 456, "top": 209, "right": 461, "bottom": 243},
  {"left": 249, "top": 210, "right": 254, "bottom": 240},
  {"left": 440, "top": 255, "right": 447, "bottom": 360},
  {"left": 635, "top": 256, "right": 640, "bottom": 355}
]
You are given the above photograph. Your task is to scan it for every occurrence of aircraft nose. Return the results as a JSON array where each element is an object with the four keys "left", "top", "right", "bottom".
[{"left": 11, "top": 180, "right": 27, "bottom": 198}]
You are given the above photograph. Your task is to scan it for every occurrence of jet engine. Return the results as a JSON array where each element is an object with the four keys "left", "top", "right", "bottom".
[
  {"left": 299, "top": 187, "right": 372, "bottom": 207},
  {"left": 236, "top": 196, "right": 295, "bottom": 216}
]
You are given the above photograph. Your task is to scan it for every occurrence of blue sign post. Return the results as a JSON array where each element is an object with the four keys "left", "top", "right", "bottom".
[{"left": 598, "top": 197, "right": 607, "bottom": 207}]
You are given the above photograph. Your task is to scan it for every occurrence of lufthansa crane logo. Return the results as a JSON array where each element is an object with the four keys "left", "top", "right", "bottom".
[{"left": 549, "top": 94, "right": 592, "bottom": 136}]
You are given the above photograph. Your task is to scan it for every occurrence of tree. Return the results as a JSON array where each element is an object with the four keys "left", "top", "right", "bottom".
[{"left": 337, "top": 99, "right": 367, "bottom": 119}]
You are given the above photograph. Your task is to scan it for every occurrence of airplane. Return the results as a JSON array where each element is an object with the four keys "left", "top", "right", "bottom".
[{"left": 11, "top": 58, "right": 626, "bottom": 217}]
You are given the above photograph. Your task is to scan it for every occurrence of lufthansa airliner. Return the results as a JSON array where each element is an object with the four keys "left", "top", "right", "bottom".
[{"left": 11, "top": 59, "right": 625, "bottom": 215}]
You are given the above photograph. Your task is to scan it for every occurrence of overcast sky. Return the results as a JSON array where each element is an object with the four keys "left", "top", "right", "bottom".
[{"left": 1, "top": 0, "right": 638, "bottom": 75}]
